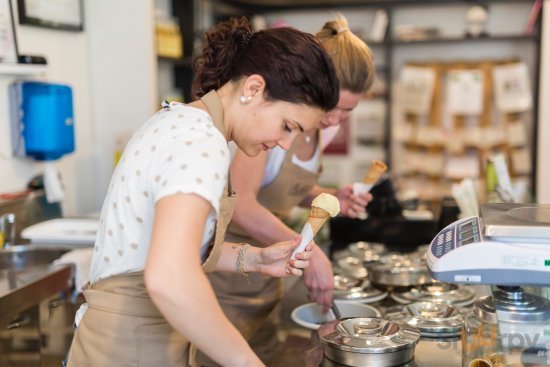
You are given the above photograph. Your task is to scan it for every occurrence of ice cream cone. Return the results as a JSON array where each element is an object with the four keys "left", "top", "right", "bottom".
[
  {"left": 308, "top": 206, "right": 331, "bottom": 235},
  {"left": 291, "top": 193, "right": 340, "bottom": 260},
  {"left": 363, "top": 160, "right": 387, "bottom": 184}
]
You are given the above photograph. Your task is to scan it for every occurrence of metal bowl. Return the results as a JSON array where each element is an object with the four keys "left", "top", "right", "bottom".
[
  {"left": 291, "top": 301, "right": 381, "bottom": 330},
  {"left": 318, "top": 317, "right": 421, "bottom": 367}
]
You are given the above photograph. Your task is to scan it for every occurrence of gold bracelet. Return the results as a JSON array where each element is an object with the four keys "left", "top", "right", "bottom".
[{"left": 236, "top": 243, "right": 250, "bottom": 284}]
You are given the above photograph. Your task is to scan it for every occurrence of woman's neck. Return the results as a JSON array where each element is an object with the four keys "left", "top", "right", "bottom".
[{"left": 293, "top": 129, "right": 318, "bottom": 160}]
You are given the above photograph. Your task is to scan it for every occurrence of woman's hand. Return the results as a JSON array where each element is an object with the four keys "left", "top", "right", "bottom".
[
  {"left": 304, "top": 245, "right": 334, "bottom": 312},
  {"left": 334, "top": 185, "right": 372, "bottom": 218},
  {"left": 258, "top": 236, "right": 313, "bottom": 277}
]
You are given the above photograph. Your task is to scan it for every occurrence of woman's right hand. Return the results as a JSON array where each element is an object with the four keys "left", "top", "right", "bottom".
[{"left": 258, "top": 236, "right": 313, "bottom": 277}]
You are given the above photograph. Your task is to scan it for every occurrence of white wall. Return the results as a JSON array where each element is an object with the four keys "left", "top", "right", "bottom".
[
  {"left": 85, "top": 0, "right": 158, "bottom": 215},
  {"left": 0, "top": 0, "right": 157, "bottom": 215},
  {"left": 537, "top": 6, "right": 550, "bottom": 204}
]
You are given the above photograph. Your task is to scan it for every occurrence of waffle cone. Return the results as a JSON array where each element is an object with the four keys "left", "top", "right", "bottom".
[
  {"left": 363, "top": 160, "right": 387, "bottom": 184},
  {"left": 308, "top": 206, "right": 330, "bottom": 235}
]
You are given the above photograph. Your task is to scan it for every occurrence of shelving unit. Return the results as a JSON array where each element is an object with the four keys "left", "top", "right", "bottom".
[{"left": 165, "top": 0, "right": 542, "bottom": 200}]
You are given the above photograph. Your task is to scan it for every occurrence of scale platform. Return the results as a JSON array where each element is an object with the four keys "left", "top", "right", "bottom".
[{"left": 427, "top": 203, "right": 550, "bottom": 286}]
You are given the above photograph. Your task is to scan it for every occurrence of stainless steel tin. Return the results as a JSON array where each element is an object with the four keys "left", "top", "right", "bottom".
[
  {"left": 333, "top": 275, "right": 388, "bottom": 304},
  {"left": 367, "top": 254, "right": 432, "bottom": 287},
  {"left": 385, "top": 302, "right": 465, "bottom": 338},
  {"left": 333, "top": 242, "right": 384, "bottom": 264},
  {"left": 491, "top": 286, "right": 550, "bottom": 323},
  {"left": 414, "top": 244, "right": 429, "bottom": 257},
  {"left": 473, "top": 295, "right": 497, "bottom": 324},
  {"left": 318, "top": 317, "right": 421, "bottom": 367},
  {"left": 334, "top": 256, "right": 368, "bottom": 279},
  {"left": 391, "top": 283, "right": 476, "bottom": 307},
  {"left": 348, "top": 241, "right": 386, "bottom": 258}
]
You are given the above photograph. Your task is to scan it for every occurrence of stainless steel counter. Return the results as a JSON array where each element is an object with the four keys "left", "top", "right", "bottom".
[
  {"left": 247, "top": 279, "right": 479, "bottom": 367},
  {"left": 0, "top": 263, "right": 73, "bottom": 325}
]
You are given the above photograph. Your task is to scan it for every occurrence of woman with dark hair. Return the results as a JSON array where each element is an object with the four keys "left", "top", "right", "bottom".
[
  {"left": 66, "top": 17, "right": 338, "bottom": 367},
  {"left": 203, "top": 15, "right": 376, "bottom": 349}
]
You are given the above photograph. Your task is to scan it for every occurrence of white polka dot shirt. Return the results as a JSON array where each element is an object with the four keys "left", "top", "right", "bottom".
[{"left": 89, "top": 104, "right": 230, "bottom": 283}]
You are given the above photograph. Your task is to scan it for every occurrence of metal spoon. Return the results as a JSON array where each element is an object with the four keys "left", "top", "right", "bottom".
[{"left": 331, "top": 300, "right": 342, "bottom": 320}]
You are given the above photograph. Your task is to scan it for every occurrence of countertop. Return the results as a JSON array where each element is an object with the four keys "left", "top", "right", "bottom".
[
  {"left": 0, "top": 263, "right": 73, "bottom": 325},
  {"left": 247, "top": 279, "right": 465, "bottom": 367}
]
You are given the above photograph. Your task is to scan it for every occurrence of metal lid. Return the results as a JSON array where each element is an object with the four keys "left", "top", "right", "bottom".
[
  {"left": 412, "top": 244, "right": 429, "bottom": 258},
  {"left": 385, "top": 302, "right": 464, "bottom": 338},
  {"left": 318, "top": 317, "right": 421, "bottom": 353},
  {"left": 348, "top": 241, "right": 386, "bottom": 258},
  {"left": 391, "top": 283, "right": 476, "bottom": 307},
  {"left": 335, "top": 256, "right": 368, "bottom": 279},
  {"left": 492, "top": 286, "right": 550, "bottom": 323},
  {"left": 333, "top": 275, "right": 388, "bottom": 303},
  {"left": 368, "top": 254, "right": 432, "bottom": 287},
  {"left": 473, "top": 295, "right": 498, "bottom": 324}
]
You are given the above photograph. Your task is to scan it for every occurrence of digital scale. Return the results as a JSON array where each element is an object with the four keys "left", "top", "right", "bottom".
[{"left": 427, "top": 203, "right": 550, "bottom": 286}]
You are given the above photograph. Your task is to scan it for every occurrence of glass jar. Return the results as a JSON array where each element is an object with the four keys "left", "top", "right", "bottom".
[{"left": 462, "top": 295, "right": 505, "bottom": 367}]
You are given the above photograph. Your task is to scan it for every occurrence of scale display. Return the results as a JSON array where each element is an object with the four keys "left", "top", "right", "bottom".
[{"left": 427, "top": 204, "right": 550, "bottom": 286}]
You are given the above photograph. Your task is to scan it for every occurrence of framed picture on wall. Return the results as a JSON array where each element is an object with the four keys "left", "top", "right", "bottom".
[
  {"left": 17, "top": 0, "right": 83, "bottom": 31},
  {"left": 0, "top": 0, "right": 19, "bottom": 63}
]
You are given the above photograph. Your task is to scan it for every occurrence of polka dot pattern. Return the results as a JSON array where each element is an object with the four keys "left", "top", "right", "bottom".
[{"left": 88, "top": 102, "right": 230, "bottom": 283}]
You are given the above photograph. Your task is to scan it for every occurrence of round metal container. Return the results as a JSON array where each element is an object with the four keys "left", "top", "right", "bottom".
[
  {"left": 347, "top": 241, "right": 386, "bottom": 258},
  {"left": 413, "top": 244, "right": 429, "bottom": 257},
  {"left": 334, "top": 256, "right": 368, "bottom": 279},
  {"left": 318, "top": 317, "right": 421, "bottom": 367},
  {"left": 333, "top": 275, "right": 388, "bottom": 304},
  {"left": 491, "top": 286, "right": 550, "bottom": 323},
  {"left": 391, "top": 283, "right": 476, "bottom": 307},
  {"left": 367, "top": 254, "right": 432, "bottom": 287},
  {"left": 472, "top": 294, "right": 497, "bottom": 324},
  {"left": 385, "top": 302, "right": 465, "bottom": 338}
]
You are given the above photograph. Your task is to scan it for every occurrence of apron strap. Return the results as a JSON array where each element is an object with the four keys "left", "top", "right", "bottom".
[
  {"left": 84, "top": 288, "right": 162, "bottom": 317},
  {"left": 188, "top": 344, "right": 199, "bottom": 367}
]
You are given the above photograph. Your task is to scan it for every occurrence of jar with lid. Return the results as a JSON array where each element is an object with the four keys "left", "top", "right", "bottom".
[
  {"left": 462, "top": 294, "right": 505, "bottom": 367},
  {"left": 463, "top": 286, "right": 550, "bottom": 367}
]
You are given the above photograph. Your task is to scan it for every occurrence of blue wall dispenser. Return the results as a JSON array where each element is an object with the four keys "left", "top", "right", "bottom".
[{"left": 10, "top": 81, "right": 76, "bottom": 203}]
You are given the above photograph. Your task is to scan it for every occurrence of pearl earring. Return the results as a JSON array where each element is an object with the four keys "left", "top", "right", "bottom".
[{"left": 240, "top": 95, "right": 252, "bottom": 104}]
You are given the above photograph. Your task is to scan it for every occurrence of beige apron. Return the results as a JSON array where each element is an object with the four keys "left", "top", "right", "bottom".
[
  {"left": 67, "top": 91, "right": 236, "bottom": 367},
  {"left": 206, "top": 132, "right": 322, "bottom": 343}
]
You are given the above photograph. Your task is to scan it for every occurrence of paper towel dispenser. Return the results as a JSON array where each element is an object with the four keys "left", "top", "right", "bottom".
[{"left": 10, "top": 81, "right": 75, "bottom": 161}]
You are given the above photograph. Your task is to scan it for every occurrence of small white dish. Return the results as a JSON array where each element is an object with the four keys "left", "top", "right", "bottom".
[
  {"left": 291, "top": 301, "right": 382, "bottom": 330},
  {"left": 22, "top": 218, "right": 98, "bottom": 246}
]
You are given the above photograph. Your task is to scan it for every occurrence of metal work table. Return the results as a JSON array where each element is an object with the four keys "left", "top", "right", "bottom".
[
  {"left": 0, "top": 264, "right": 73, "bottom": 325},
  {"left": 247, "top": 278, "right": 481, "bottom": 367}
]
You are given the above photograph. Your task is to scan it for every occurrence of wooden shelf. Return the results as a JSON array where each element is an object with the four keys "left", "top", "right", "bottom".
[
  {"left": 0, "top": 63, "right": 47, "bottom": 76},
  {"left": 215, "top": 0, "right": 528, "bottom": 11},
  {"left": 390, "top": 34, "right": 538, "bottom": 46}
]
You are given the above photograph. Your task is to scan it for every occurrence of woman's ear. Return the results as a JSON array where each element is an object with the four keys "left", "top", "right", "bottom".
[{"left": 242, "top": 74, "right": 266, "bottom": 100}]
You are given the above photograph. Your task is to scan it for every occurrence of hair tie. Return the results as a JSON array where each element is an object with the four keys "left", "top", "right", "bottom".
[
  {"left": 337, "top": 27, "right": 349, "bottom": 34},
  {"left": 242, "top": 31, "right": 254, "bottom": 47}
]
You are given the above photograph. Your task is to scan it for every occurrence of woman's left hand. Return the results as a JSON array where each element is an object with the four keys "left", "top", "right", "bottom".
[
  {"left": 334, "top": 185, "right": 372, "bottom": 218},
  {"left": 259, "top": 235, "right": 313, "bottom": 277},
  {"left": 304, "top": 246, "right": 334, "bottom": 312}
]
